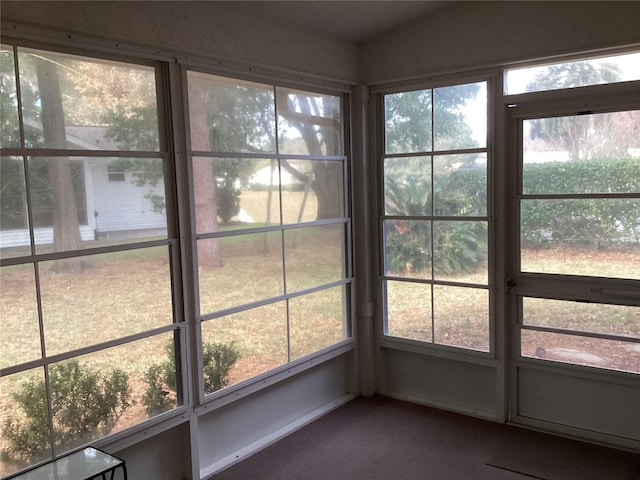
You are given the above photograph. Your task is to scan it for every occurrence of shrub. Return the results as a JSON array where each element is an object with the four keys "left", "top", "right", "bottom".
[
  {"left": 142, "top": 341, "right": 241, "bottom": 417},
  {"left": 1, "top": 361, "right": 131, "bottom": 466},
  {"left": 384, "top": 170, "right": 487, "bottom": 275},
  {"left": 202, "top": 341, "right": 241, "bottom": 394},
  {"left": 521, "top": 158, "right": 640, "bottom": 248}
]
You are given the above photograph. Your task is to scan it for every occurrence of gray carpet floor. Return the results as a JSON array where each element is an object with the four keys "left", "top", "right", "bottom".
[{"left": 212, "top": 395, "right": 640, "bottom": 480}]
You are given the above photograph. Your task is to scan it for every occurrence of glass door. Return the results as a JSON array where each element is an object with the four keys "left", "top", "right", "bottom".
[{"left": 510, "top": 106, "right": 640, "bottom": 445}]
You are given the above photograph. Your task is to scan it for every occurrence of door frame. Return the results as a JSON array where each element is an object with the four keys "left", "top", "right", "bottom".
[{"left": 504, "top": 81, "right": 640, "bottom": 450}]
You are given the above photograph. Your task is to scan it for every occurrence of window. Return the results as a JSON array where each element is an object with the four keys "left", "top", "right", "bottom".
[
  {"left": 0, "top": 44, "right": 180, "bottom": 476},
  {"left": 107, "top": 163, "right": 125, "bottom": 182},
  {"left": 186, "top": 72, "right": 351, "bottom": 396},
  {"left": 504, "top": 50, "right": 640, "bottom": 95},
  {"left": 381, "top": 81, "right": 490, "bottom": 351}
]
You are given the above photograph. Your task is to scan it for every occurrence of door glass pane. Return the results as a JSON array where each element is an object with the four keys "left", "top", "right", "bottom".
[
  {"left": 18, "top": 47, "right": 159, "bottom": 151},
  {"left": 39, "top": 247, "right": 174, "bottom": 355},
  {"left": 1, "top": 44, "right": 20, "bottom": 148},
  {"left": 280, "top": 159, "right": 343, "bottom": 223},
  {"left": 434, "top": 220, "right": 488, "bottom": 284},
  {"left": 289, "top": 286, "right": 346, "bottom": 360},
  {"left": 384, "top": 220, "right": 431, "bottom": 279},
  {"left": 505, "top": 51, "right": 640, "bottom": 95},
  {"left": 0, "top": 368, "right": 51, "bottom": 475},
  {"left": 384, "top": 89, "right": 432, "bottom": 154},
  {"left": 521, "top": 198, "right": 640, "bottom": 279},
  {"left": 197, "top": 233, "right": 284, "bottom": 314},
  {"left": 284, "top": 223, "right": 344, "bottom": 293},
  {"left": 0, "top": 265, "right": 41, "bottom": 369},
  {"left": 384, "top": 156, "right": 431, "bottom": 216},
  {"left": 523, "top": 111, "right": 640, "bottom": 194},
  {"left": 521, "top": 329, "right": 640, "bottom": 374},
  {"left": 276, "top": 87, "right": 341, "bottom": 156},
  {"left": 385, "top": 280, "right": 432, "bottom": 342},
  {"left": 434, "top": 153, "right": 487, "bottom": 216},
  {"left": 187, "top": 72, "right": 275, "bottom": 154},
  {"left": 433, "top": 285, "right": 489, "bottom": 351},
  {"left": 523, "top": 298, "right": 640, "bottom": 338},
  {"left": 434, "top": 81, "right": 486, "bottom": 150},
  {"left": 201, "top": 302, "right": 288, "bottom": 392}
]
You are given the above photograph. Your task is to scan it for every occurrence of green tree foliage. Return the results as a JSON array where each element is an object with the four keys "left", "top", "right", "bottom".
[
  {"left": 383, "top": 83, "right": 487, "bottom": 276},
  {"left": 524, "top": 62, "right": 640, "bottom": 161},
  {"left": 1, "top": 361, "right": 131, "bottom": 466},
  {"left": 385, "top": 83, "right": 480, "bottom": 153},
  {"left": 385, "top": 168, "right": 488, "bottom": 275},
  {"left": 142, "top": 340, "right": 240, "bottom": 417}
]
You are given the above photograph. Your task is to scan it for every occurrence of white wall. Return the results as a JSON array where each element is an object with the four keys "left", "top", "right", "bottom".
[
  {"left": 362, "top": 1, "right": 640, "bottom": 83},
  {"left": 1, "top": 1, "right": 360, "bottom": 83}
]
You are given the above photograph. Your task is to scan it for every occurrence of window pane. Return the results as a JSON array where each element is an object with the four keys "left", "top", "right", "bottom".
[
  {"left": 47, "top": 332, "right": 177, "bottom": 455},
  {"left": 523, "top": 112, "right": 640, "bottom": 194},
  {"left": 280, "top": 159, "right": 343, "bottom": 223},
  {"left": 434, "top": 220, "right": 488, "bottom": 284},
  {"left": 384, "top": 219, "right": 431, "bottom": 279},
  {"left": 197, "top": 233, "right": 284, "bottom": 314},
  {"left": 0, "top": 368, "right": 51, "bottom": 475},
  {"left": 284, "top": 223, "right": 344, "bottom": 293},
  {"left": 1, "top": 156, "right": 31, "bottom": 259},
  {"left": 433, "top": 285, "right": 489, "bottom": 351},
  {"left": 521, "top": 329, "right": 640, "bottom": 374},
  {"left": 92, "top": 158, "right": 167, "bottom": 237},
  {"left": 505, "top": 51, "right": 640, "bottom": 95},
  {"left": 201, "top": 302, "right": 288, "bottom": 392},
  {"left": 521, "top": 199, "right": 640, "bottom": 279},
  {"left": 195, "top": 157, "right": 281, "bottom": 233},
  {"left": 214, "top": 158, "right": 282, "bottom": 226},
  {"left": 385, "top": 280, "right": 432, "bottom": 342},
  {"left": 0, "top": 265, "right": 41, "bottom": 369},
  {"left": 384, "top": 156, "right": 431, "bottom": 216},
  {"left": 18, "top": 47, "right": 159, "bottom": 151},
  {"left": 289, "top": 286, "right": 346, "bottom": 360},
  {"left": 27, "top": 156, "right": 167, "bottom": 255},
  {"left": 1, "top": 45, "right": 20, "bottom": 148},
  {"left": 434, "top": 81, "right": 486, "bottom": 150},
  {"left": 187, "top": 73, "right": 275, "bottom": 154},
  {"left": 523, "top": 298, "right": 640, "bottom": 338},
  {"left": 277, "top": 87, "right": 341, "bottom": 156},
  {"left": 385, "top": 89, "right": 432, "bottom": 154},
  {"left": 39, "top": 247, "right": 173, "bottom": 355},
  {"left": 434, "top": 154, "right": 487, "bottom": 216}
]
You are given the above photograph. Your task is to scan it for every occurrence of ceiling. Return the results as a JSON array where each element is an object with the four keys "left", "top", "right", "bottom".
[{"left": 225, "top": 1, "right": 453, "bottom": 43}]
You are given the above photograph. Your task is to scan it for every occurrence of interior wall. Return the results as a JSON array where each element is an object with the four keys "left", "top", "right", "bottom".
[
  {"left": 114, "top": 423, "right": 191, "bottom": 480},
  {"left": 361, "top": 1, "right": 640, "bottom": 83},
  {"left": 0, "top": 1, "right": 360, "bottom": 83}
]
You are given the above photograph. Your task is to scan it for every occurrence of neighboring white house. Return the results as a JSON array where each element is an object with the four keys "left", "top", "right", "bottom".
[{"left": 0, "top": 125, "right": 167, "bottom": 249}]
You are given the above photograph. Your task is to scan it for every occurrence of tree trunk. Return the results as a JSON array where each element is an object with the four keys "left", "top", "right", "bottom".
[
  {"left": 189, "top": 81, "right": 222, "bottom": 268},
  {"left": 313, "top": 162, "right": 342, "bottom": 219},
  {"left": 35, "top": 58, "right": 85, "bottom": 273},
  {"left": 277, "top": 91, "right": 342, "bottom": 220}
]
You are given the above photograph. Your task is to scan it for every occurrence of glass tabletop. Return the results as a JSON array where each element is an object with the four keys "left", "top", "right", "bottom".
[{"left": 14, "top": 447, "right": 124, "bottom": 480}]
